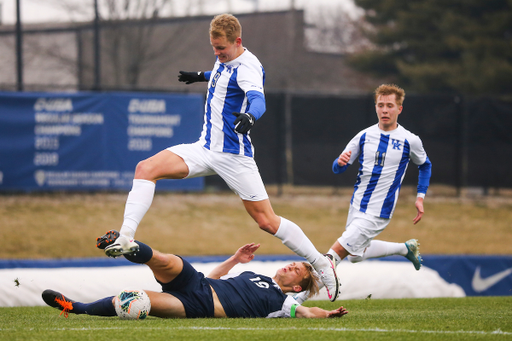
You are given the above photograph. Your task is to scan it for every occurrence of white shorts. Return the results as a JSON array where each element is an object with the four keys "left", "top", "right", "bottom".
[
  {"left": 338, "top": 205, "right": 391, "bottom": 257},
  {"left": 168, "top": 141, "right": 269, "bottom": 201}
]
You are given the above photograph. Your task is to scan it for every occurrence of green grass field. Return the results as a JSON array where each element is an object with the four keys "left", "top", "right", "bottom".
[{"left": 1, "top": 297, "right": 511, "bottom": 340}]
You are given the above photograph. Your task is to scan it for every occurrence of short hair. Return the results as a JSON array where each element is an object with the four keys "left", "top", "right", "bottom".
[
  {"left": 299, "top": 262, "right": 320, "bottom": 298},
  {"left": 374, "top": 84, "right": 406, "bottom": 106},
  {"left": 209, "top": 13, "right": 242, "bottom": 43}
]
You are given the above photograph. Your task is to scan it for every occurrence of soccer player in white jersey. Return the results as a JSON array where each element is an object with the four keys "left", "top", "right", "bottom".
[
  {"left": 333, "top": 83, "right": 431, "bottom": 267},
  {"left": 101, "top": 14, "right": 340, "bottom": 302},
  {"left": 295, "top": 84, "right": 432, "bottom": 303}
]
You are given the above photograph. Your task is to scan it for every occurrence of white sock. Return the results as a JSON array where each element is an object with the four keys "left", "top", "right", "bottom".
[
  {"left": 361, "top": 240, "right": 407, "bottom": 260},
  {"left": 274, "top": 217, "right": 328, "bottom": 270},
  {"left": 119, "top": 179, "right": 156, "bottom": 239},
  {"left": 327, "top": 249, "right": 343, "bottom": 267}
]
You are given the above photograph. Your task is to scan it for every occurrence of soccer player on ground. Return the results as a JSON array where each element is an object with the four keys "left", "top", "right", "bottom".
[
  {"left": 43, "top": 231, "right": 348, "bottom": 319},
  {"left": 101, "top": 13, "right": 339, "bottom": 301},
  {"left": 295, "top": 84, "right": 432, "bottom": 302}
]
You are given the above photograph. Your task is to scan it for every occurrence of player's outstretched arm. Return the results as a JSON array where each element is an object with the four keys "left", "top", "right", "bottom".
[
  {"left": 178, "top": 71, "right": 208, "bottom": 84},
  {"left": 295, "top": 305, "right": 348, "bottom": 318},
  {"left": 207, "top": 243, "right": 260, "bottom": 279}
]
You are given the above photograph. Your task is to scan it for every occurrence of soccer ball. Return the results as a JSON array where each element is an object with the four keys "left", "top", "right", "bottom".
[{"left": 114, "top": 289, "right": 151, "bottom": 320}]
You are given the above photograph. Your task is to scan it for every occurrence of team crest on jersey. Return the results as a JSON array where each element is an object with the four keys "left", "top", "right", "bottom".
[
  {"left": 391, "top": 139, "right": 402, "bottom": 150},
  {"left": 211, "top": 71, "right": 222, "bottom": 88}
]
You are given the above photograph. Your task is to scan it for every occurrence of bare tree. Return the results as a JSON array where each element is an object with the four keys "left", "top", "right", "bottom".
[
  {"left": 305, "top": 3, "right": 372, "bottom": 55},
  {"left": 18, "top": 0, "right": 188, "bottom": 90}
]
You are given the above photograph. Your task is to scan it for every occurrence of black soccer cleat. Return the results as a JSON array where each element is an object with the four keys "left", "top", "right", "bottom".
[
  {"left": 96, "top": 230, "right": 120, "bottom": 250},
  {"left": 42, "top": 289, "right": 75, "bottom": 317}
]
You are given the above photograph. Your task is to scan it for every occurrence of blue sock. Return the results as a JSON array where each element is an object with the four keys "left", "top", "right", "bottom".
[
  {"left": 72, "top": 296, "right": 116, "bottom": 316},
  {"left": 124, "top": 241, "right": 153, "bottom": 264}
]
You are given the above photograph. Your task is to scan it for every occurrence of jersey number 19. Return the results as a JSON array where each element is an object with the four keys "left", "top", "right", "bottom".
[{"left": 250, "top": 277, "right": 270, "bottom": 289}]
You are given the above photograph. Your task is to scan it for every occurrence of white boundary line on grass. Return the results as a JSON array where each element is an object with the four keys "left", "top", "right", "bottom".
[
  {"left": 184, "top": 326, "right": 511, "bottom": 335},
  {"left": 3, "top": 326, "right": 510, "bottom": 336}
]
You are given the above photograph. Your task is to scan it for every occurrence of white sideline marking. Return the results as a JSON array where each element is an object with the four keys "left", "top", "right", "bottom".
[{"left": 2, "top": 326, "right": 510, "bottom": 336}]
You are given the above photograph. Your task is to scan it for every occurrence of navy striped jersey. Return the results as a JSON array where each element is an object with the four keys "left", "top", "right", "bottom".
[
  {"left": 333, "top": 124, "right": 431, "bottom": 219},
  {"left": 206, "top": 271, "right": 300, "bottom": 318}
]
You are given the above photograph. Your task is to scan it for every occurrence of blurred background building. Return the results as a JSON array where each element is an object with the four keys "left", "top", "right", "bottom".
[{"left": 1, "top": 0, "right": 511, "bottom": 193}]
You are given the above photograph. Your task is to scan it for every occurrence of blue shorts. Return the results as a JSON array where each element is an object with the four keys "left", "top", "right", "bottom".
[{"left": 158, "top": 257, "right": 215, "bottom": 318}]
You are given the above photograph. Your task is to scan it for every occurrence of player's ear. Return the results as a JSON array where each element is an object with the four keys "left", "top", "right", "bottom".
[{"left": 292, "top": 285, "right": 302, "bottom": 293}]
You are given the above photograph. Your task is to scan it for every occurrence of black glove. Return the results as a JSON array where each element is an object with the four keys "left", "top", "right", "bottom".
[
  {"left": 233, "top": 112, "right": 255, "bottom": 134},
  {"left": 178, "top": 71, "right": 207, "bottom": 84}
]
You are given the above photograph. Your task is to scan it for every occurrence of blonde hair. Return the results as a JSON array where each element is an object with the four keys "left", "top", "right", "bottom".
[
  {"left": 374, "top": 84, "right": 406, "bottom": 106},
  {"left": 209, "top": 13, "right": 242, "bottom": 43},
  {"left": 299, "top": 262, "right": 320, "bottom": 298}
]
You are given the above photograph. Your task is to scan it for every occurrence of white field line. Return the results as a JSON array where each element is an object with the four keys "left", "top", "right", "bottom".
[{"left": 2, "top": 326, "right": 510, "bottom": 336}]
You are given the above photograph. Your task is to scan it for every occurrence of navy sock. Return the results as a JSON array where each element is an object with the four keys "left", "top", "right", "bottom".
[
  {"left": 123, "top": 241, "right": 153, "bottom": 264},
  {"left": 73, "top": 296, "right": 116, "bottom": 316}
]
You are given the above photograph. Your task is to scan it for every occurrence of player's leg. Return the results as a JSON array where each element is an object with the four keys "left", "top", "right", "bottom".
[
  {"left": 328, "top": 208, "right": 422, "bottom": 270},
  {"left": 346, "top": 239, "right": 421, "bottom": 270},
  {"left": 348, "top": 240, "right": 407, "bottom": 261},
  {"left": 242, "top": 200, "right": 340, "bottom": 302},
  {"left": 114, "top": 236, "right": 185, "bottom": 283},
  {"left": 105, "top": 149, "right": 189, "bottom": 257},
  {"left": 42, "top": 289, "right": 116, "bottom": 317},
  {"left": 144, "top": 250, "right": 185, "bottom": 284},
  {"left": 42, "top": 289, "right": 187, "bottom": 318},
  {"left": 99, "top": 229, "right": 186, "bottom": 282},
  {"left": 145, "top": 291, "right": 187, "bottom": 318},
  {"left": 330, "top": 238, "right": 410, "bottom": 264}
]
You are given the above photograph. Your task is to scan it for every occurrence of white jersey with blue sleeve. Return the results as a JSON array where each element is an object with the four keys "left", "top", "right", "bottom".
[
  {"left": 334, "top": 124, "right": 431, "bottom": 219},
  {"left": 199, "top": 48, "right": 265, "bottom": 157}
]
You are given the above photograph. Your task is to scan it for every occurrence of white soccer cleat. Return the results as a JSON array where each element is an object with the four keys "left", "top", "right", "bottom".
[
  {"left": 316, "top": 254, "right": 340, "bottom": 302},
  {"left": 405, "top": 239, "right": 422, "bottom": 270},
  {"left": 104, "top": 235, "right": 139, "bottom": 258}
]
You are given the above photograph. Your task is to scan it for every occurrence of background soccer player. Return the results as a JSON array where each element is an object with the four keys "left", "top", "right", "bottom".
[
  {"left": 328, "top": 83, "right": 432, "bottom": 269},
  {"left": 295, "top": 84, "right": 432, "bottom": 303}
]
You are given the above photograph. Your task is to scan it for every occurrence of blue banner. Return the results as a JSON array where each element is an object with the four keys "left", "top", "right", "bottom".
[
  {"left": 381, "top": 255, "right": 512, "bottom": 296},
  {"left": 0, "top": 92, "right": 204, "bottom": 191},
  {"left": 423, "top": 255, "right": 512, "bottom": 296}
]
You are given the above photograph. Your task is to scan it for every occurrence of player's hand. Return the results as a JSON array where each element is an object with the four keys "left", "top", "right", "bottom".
[
  {"left": 337, "top": 151, "right": 351, "bottom": 167},
  {"left": 178, "top": 71, "right": 207, "bottom": 84},
  {"left": 413, "top": 197, "right": 424, "bottom": 224},
  {"left": 327, "top": 306, "right": 349, "bottom": 318},
  {"left": 234, "top": 243, "right": 260, "bottom": 264},
  {"left": 233, "top": 112, "right": 255, "bottom": 134}
]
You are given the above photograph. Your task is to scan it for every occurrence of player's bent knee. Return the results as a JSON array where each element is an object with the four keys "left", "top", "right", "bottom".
[
  {"left": 134, "top": 160, "right": 153, "bottom": 178},
  {"left": 258, "top": 222, "right": 277, "bottom": 234}
]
